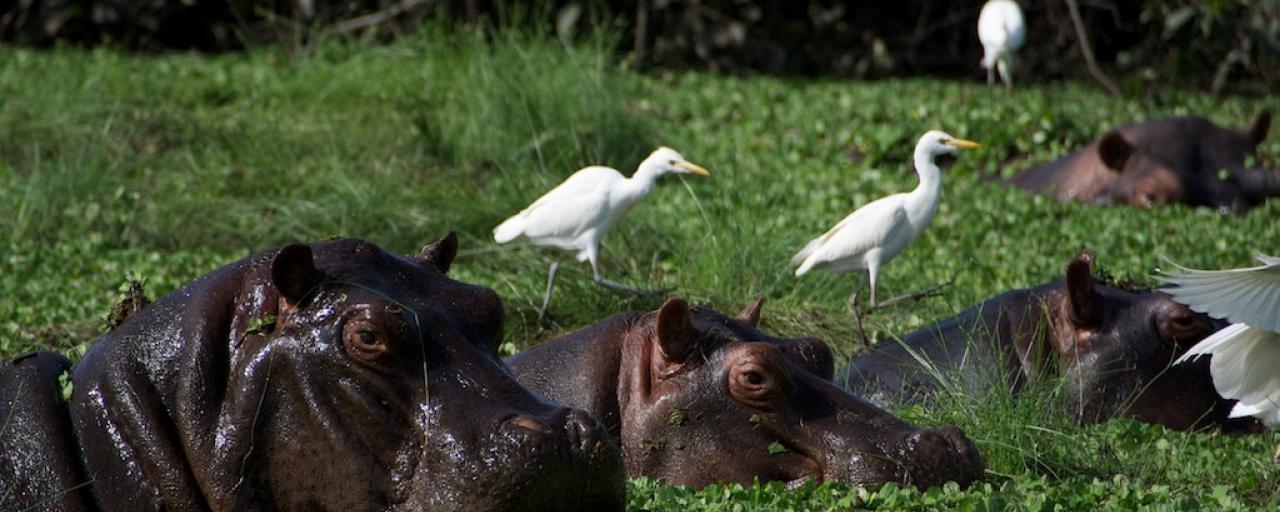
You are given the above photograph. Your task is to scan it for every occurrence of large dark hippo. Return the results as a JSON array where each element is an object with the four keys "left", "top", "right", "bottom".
[
  {"left": 0, "top": 235, "right": 623, "bottom": 511},
  {"left": 1009, "top": 111, "right": 1277, "bottom": 210},
  {"left": 839, "top": 252, "right": 1242, "bottom": 431},
  {"left": 507, "top": 297, "right": 984, "bottom": 489}
]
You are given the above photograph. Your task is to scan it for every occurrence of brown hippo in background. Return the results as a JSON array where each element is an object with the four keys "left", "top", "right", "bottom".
[
  {"left": 1009, "top": 111, "right": 1276, "bottom": 210},
  {"left": 0, "top": 235, "right": 624, "bottom": 511},
  {"left": 507, "top": 297, "right": 985, "bottom": 489},
  {"left": 838, "top": 252, "right": 1243, "bottom": 431}
]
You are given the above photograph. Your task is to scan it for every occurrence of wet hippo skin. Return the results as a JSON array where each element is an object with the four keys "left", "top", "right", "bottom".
[
  {"left": 507, "top": 297, "right": 985, "bottom": 489},
  {"left": 840, "top": 252, "right": 1248, "bottom": 431},
  {"left": 1, "top": 235, "right": 624, "bottom": 511}
]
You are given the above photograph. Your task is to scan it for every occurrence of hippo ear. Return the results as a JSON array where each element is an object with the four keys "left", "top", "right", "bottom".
[
  {"left": 418, "top": 232, "right": 458, "bottom": 274},
  {"left": 1097, "top": 132, "right": 1134, "bottom": 173},
  {"left": 1243, "top": 110, "right": 1271, "bottom": 147},
  {"left": 1065, "top": 252, "right": 1102, "bottom": 327},
  {"left": 656, "top": 298, "right": 696, "bottom": 363},
  {"left": 272, "top": 243, "right": 321, "bottom": 304},
  {"left": 736, "top": 295, "right": 765, "bottom": 327}
]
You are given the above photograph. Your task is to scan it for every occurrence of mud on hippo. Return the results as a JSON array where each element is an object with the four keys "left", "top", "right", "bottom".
[
  {"left": 839, "top": 252, "right": 1248, "bottom": 431},
  {"left": 0, "top": 235, "right": 623, "bottom": 511},
  {"left": 1009, "top": 111, "right": 1277, "bottom": 211},
  {"left": 507, "top": 297, "right": 985, "bottom": 489}
]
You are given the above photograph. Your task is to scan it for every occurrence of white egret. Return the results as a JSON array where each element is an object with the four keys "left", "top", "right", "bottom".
[
  {"left": 1163, "top": 254, "right": 1280, "bottom": 429},
  {"left": 791, "top": 131, "right": 979, "bottom": 320},
  {"left": 978, "top": 0, "right": 1026, "bottom": 89},
  {"left": 494, "top": 147, "right": 709, "bottom": 319}
]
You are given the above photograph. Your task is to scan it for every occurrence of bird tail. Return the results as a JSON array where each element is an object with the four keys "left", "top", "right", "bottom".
[
  {"left": 793, "top": 252, "right": 820, "bottom": 277},
  {"left": 790, "top": 239, "right": 821, "bottom": 268},
  {"left": 493, "top": 215, "right": 525, "bottom": 244}
]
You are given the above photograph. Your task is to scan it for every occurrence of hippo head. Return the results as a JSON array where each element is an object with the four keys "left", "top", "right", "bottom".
[
  {"left": 1101, "top": 110, "right": 1279, "bottom": 210},
  {"left": 1091, "top": 131, "right": 1186, "bottom": 208},
  {"left": 617, "top": 297, "right": 983, "bottom": 489},
  {"left": 69, "top": 235, "right": 622, "bottom": 510},
  {"left": 1042, "top": 252, "right": 1233, "bottom": 429}
]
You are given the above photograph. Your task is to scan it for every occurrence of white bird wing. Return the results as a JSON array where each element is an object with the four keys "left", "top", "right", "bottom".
[
  {"left": 1176, "top": 324, "right": 1280, "bottom": 427},
  {"left": 1159, "top": 258, "right": 1280, "bottom": 333},
  {"left": 793, "top": 195, "right": 909, "bottom": 272},
  {"left": 495, "top": 167, "right": 621, "bottom": 244}
]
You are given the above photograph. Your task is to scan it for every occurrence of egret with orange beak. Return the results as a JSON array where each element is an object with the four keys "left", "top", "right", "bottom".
[
  {"left": 793, "top": 131, "right": 979, "bottom": 319},
  {"left": 495, "top": 147, "right": 709, "bottom": 320}
]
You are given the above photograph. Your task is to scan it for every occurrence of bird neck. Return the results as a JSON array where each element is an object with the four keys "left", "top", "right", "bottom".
[
  {"left": 625, "top": 162, "right": 663, "bottom": 199},
  {"left": 912, "top": 152, "right": 943, "bottom": 198}
]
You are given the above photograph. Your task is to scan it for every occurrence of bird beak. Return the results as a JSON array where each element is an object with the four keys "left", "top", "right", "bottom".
[
  {"left": 946, "top": 139, "right": 981, "bottom": 149},
  {"left": 676, "top": 161, "right": 710, "bottom": 176}
]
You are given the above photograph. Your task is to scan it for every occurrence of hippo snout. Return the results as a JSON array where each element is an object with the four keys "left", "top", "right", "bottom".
[
  {"left": 496, "top": 408, "right": 616, "bottom": 462},
  {"left": 563, "top": 408, "right": 611, "bottom": 455},
  {"left": 899, "top": 425, "right": 984, "bottom": 488},
  {"left": 484, "top": 407, "right": 623, "bottom": 511}
]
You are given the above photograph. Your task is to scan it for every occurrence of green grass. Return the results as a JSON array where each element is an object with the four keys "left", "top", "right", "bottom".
[{"left": 2, "top": 25, "right": 1279, "bottom": 510}]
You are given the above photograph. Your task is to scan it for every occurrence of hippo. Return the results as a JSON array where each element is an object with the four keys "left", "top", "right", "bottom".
[
  {"left": 1009, "top": 111, "right": 1277, "bottom": 210},
  {"left": 506, "top": 297, "right": 985, "bottom": 489},
  {"left": 0, "top": 235, "right": 624, "bottom": 511},
  {"left": 838, "top": 252, "right": 1243, "bottom": 431}
]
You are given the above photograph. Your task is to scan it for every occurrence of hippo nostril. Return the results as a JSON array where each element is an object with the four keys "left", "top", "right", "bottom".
[
  {"left": 563, "top": 409, "right": 604, "bottom": 453},
  {"left": 907, "top": 429, "right": 949, "bottom": 450},
  {"left": 508, "top": 415, "right": 553, "bottom": 436}
]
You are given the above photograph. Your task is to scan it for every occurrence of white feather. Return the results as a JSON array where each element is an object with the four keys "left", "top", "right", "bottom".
[
  {"left": 1160, "top": 256, "right": 1280, "bottom": 332},
  {"left": 794, "top": 200, "right": 909, "bottom": 276},
  {"left": 1166, "top": 254, "right": 1280, "bottom": 430},
  {"left": 493, "top": 166, "right": 620, "bottom": 256}
]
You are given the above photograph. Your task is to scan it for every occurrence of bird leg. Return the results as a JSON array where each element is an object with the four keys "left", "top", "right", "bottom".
[
  {"left": 537, "top": 260, "right": 560, "bottom": 324},
  {"left": 592, "top": 275, "right": 672, "bottom": 296},
  {"left": 847, "top": 290, "right": 871, "bottom": 349},
  {"left": 872, "top": 276, "right": 956, "bottom": 310}
]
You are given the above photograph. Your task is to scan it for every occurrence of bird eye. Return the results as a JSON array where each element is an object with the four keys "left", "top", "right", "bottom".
[{"left": 668, "top": 159, "right": 677, "bottom": 165}]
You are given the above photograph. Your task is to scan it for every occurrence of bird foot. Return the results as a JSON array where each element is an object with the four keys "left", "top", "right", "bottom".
[
  {"left": 872, "top": 278, "right": 955, "bottom": 310},
  {"left": 847, "top": 292, "right": 871, "bottom": 349},
  {"left": 535, "top": 309, "right": 563, "bottom": 331},
  {"left": 593, "top": 276, "right": 673, "bottom": 297}
]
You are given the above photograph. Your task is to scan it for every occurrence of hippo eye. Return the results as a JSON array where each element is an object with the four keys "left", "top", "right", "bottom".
[
  {"left": 733, "top": 366, "right": 773, "bottom": 394},
  {"left": 344, "top": 320, "right": 389, "bottom": 360},
  {"left": 1160, "top": 310, "right": 1209, "bottom": 345},
  {"left": 730, "top": 363, "right": 787, "bottom": 409}
]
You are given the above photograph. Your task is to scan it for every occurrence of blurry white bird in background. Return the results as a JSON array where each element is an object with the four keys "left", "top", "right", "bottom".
[
  {"left": 978, "top": 0, "right": 1026, "bottom": 89},
  {"left": 494, "top": 147, "right": 709, "bottom": 320},
  {"left": 1162, "top": 254, "right": 1280, "bottom": 429},
  {"left": 791, "top": 131, "right": 979, "bottom": 326}
]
